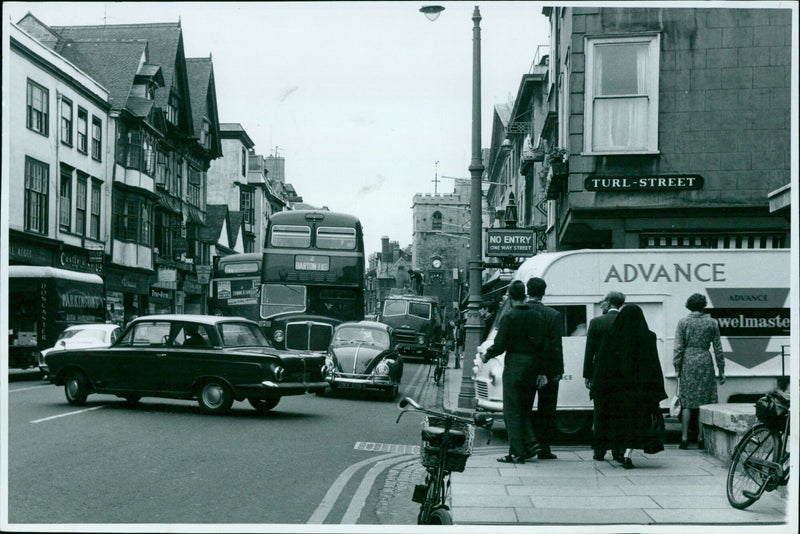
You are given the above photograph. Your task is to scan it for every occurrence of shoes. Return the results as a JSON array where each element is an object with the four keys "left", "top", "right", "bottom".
[
  {"left": 612, "top": 452, "right": 624, "bottom": 463},
  {"left": 522, "top": 443, "right": 543, "bottom": 460},
  {"left": 593, "top": 450, "right": 606, "bottom": 461},
  {"left": 621, "top": 457, "right": 634, "bottom": 469},
  {"left": 697, "top": 439, "right": 706, "bottom": 450},
  {"left": 679, "top": 440, "right": 689, "bottom": 450},
  {"left": 538, "top": 451, "right": 558, "bottom": 460},
  {"left": 497, "top": 454, "right": 525, "bottom": 464}
]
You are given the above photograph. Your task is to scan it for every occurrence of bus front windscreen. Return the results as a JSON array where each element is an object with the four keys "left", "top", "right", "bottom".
[{"left": 260, "top": 284, "right": 306, "bottom": 317}]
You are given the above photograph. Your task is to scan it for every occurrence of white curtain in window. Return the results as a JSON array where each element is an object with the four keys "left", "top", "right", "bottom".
[{"left": 593, "top": 43, "right": 649, "bottom": 151}]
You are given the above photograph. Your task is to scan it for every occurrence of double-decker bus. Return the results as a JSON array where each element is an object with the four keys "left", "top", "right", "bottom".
[
  {"left": 260, "top": 210, "right": 365, "bottom": 351},
  {"left": 209, "top": 252, "right": 262, "bottom": 322}
]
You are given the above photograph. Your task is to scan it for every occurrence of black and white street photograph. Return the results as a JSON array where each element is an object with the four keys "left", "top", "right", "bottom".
[{"left": 1, "top": 1, "right": 797, "bottom": 532}]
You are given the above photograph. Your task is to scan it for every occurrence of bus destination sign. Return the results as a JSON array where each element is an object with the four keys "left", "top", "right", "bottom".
[{"left": 295, "top": 255, "right": 330, "bottom": 271}]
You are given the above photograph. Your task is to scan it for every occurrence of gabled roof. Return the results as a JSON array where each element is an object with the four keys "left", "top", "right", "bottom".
[
  {"left": 53, "top": 39, "right": 148, "bottom": 111},
  {"left": 186, "top": 57, "right": 222, "bottom": 157},
  {"left": 227, "top": 211, "right": 244, "bottom": 247},
  {"left": 219, "top": 123, "right": 255, "bottom": 148},
  {"left": 50, "top": 22, "right": 182, "bottom": 112},
  {"left": 201, "top": 204, "right": 228, "bottom": 244}
]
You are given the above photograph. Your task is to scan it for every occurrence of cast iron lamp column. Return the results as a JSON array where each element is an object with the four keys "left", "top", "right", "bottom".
[
  {"left": 421, "top": 4, "right": 484, "bottom": 410},
  {"left": 460, "top": 5, "right": 485, "bottom": 410}
]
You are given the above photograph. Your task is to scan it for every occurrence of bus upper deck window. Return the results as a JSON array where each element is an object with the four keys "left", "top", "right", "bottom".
[
  {"left": 316, "top": 227, "right": 356, "bottom": 250},
  {"left": 271, "top": 225, "right": 311, "bottom": 248}
]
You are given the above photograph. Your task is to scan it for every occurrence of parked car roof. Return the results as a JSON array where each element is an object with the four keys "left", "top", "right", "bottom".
[
  {"left": 129, "top": 314, "right": 257, "bottom": 326},
  {"left": 60, "top": 323, "right": 121, "bottom": 333},
  {"left": 336, "top": 320, "right": 392, "bottom": 330}
]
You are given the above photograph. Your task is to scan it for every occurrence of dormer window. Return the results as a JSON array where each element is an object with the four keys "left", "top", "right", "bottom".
[{"left": 201, "top": 119, "right": 211, "bottom": 149}]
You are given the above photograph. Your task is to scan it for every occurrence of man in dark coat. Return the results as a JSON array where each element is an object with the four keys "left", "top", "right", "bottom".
[
  {"left": 583, "top": 290, "right": 625, "bottom": 461},
  {"left": 482, "top": 280, "right": 547, "bottom": 464},
  {"left": 526, "top": 277, "right": 563, "bottom": 460}
]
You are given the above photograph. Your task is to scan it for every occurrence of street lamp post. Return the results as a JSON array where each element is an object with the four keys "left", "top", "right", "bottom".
[
  {"left": 421, "top": 4, "right": 484, "bottom": 411},
  {"left": 463, "top": 5, "right": 485, "bottom": 411}
]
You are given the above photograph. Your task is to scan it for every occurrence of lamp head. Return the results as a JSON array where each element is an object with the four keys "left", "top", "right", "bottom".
[{"left": 420, "top": 5, "right": 445, "bottom": 21}]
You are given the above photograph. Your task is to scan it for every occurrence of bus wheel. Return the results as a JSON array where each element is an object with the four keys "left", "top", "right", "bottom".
[
  {"left": 64, "top": 371, "right": 89, "bottom": 406},
  {"left": 555, "top": 411, "right": 593, "bottom": 441}
]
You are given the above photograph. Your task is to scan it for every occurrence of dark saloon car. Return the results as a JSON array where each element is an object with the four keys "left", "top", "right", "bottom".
[
  {"left": 45, "top": 315, "right": 329, "bottom": 414},
  {"left": 322, "top": 321, "right": 403, "bottom": 401}
]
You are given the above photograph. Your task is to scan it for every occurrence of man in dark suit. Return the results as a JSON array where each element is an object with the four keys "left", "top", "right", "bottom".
[
  {"left": 583, "top": 290, "right": 625, "bottom": 461},
  {"left": 482, "top": 280, "right": 548, "bottom": 464},
  {"left": 526, "top": 277, "right": 563, "bottom": 460}
]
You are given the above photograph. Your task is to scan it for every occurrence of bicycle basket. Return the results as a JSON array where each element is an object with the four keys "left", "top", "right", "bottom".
[
  {"left": 420, "top": 416, "right": 475, "bottom": 473},
  {"left": 755, "top": 392, "right": 789, "bottom": 430}
]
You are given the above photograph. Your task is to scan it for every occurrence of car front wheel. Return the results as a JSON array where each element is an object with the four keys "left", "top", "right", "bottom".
[
  {"left": 64, "top": 371, "right": 89, "bottom": 406},
  {"left": 198, "top": 380, "right": 233, "bottom": 414},
  {"left": 249, "top": 397, "right": 280, "bottom": 413}
]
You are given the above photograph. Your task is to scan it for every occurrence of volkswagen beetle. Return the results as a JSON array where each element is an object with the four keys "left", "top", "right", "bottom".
[{"left": 322, "top": 321, "right": 403, "bottom": 401}]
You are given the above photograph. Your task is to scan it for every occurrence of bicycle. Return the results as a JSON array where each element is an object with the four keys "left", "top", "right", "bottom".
[
  {"left": 726, "top": 391, "right": 790, "bottom": 509},
  {"left": 432, "top": 348, "right": 448, "bottom": 385},
  {"left": 396, "top": 397, "right": 493, "bottom": 525}
]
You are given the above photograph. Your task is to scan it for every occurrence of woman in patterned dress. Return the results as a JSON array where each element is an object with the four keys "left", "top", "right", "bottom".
[{"left": 673, "top": 293, "right": 725, "bottom": 449}]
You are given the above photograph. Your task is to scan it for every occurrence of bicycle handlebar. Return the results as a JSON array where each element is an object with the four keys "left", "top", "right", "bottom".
[{"left": 395, "top": 396, "right": 494, "bottom": 441}]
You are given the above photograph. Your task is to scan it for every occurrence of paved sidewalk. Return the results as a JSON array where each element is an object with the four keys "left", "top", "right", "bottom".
[{"left": 437, "top": 366, "right": 792, "bottom": 528}]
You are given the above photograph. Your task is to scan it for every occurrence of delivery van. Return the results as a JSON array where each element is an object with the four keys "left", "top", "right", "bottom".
[{"left": 471, "top": 249, "right": 791, "bottom": 438}]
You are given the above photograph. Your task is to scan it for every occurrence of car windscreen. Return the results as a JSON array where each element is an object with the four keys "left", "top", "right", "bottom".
[
  {"left": 408, "top": 302, "right": 432, "bottom": 320},
  {"left": 218, "top": 322, "right": 270, "bottom": 347},
  {"left": 382, "top": 300, "right": 407, "bottom": 317},
  {"left": 333, "top": 326, "right": 390, "bottom": 348}
]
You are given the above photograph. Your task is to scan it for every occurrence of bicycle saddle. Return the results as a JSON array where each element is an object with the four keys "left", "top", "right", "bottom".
[{"left": 421, "top": 426, "right": 467, "bottom": 448}]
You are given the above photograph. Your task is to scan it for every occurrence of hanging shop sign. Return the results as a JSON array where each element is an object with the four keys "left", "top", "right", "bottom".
[
  {"left": 584, "top": 174, "right": 703, "bottom": 192},
  {"left": 486, "top": 228, "right": 535, "bottom": 257}
]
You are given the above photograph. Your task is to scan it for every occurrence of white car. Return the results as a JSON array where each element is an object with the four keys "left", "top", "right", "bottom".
[{"left": 38, "top": 324, "right": 122, "bottom": 375}]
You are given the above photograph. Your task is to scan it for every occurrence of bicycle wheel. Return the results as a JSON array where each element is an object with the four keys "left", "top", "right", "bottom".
[
  {"left": 424, "top": 507, "right": 453, "bottom": 525},
  {"left": 727, "top": 424, "right": 777, "bottom": 509}
]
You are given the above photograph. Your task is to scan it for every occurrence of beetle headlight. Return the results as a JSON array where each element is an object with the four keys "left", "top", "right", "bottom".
[
  {"left": 375, "top": 361, "right": 390, "bottom": 376},
  {"left": 273, "top": 330, "right": 284, "bottom": 343},
  {"left": 273, "top": 365, "right": 285, "bottom": 382}
]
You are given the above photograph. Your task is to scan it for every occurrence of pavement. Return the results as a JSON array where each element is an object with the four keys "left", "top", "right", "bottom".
[{"left": 398, "top": 363, "right": 794, "bottom": 529}]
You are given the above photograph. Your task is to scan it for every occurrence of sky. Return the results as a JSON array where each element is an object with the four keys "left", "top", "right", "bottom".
[{"left": 2, "top": 1, "right": 551, "bottom": 259}]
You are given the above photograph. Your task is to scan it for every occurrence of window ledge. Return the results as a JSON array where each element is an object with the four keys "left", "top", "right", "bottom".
[{"left": 582, "top": 150, "right": 661, "bottom": 157}]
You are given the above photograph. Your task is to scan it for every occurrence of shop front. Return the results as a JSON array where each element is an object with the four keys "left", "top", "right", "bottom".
[{"left": 105, "top": 266, "right": 153, "bottom": 326}]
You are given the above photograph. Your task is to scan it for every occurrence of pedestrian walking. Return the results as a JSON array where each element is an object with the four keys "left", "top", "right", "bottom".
[
  {"left": 673, "top": 293, "right": 725, "bottom": 450},
  {"left": 591, "top": 304, "right": 667, "bottom": 469},
  {"left": 481, "top": 280, "right": 547, "bottom": 464},
  {"left": 526, "top": 277, "right": 563, "bottom": 460},
  {"left": 583, "top": 291, "right": 625, "bottom": 461}
]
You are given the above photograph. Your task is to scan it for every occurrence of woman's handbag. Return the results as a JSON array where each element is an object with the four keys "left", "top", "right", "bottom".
[{"left": 669, "top": 382, "right": 681, "bottom": 417}]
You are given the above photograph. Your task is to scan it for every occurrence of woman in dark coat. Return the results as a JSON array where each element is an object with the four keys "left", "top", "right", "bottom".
[{"left": 591, "top": 305, "right": 668, "bottom": 468}]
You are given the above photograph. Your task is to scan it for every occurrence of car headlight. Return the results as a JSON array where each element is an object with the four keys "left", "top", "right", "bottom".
[
  {"left": 272, "top": 365, "right": 285, "bottom": 382},
  {"left": 273, "top": 330, "right": 284, "bottom": 343},
  {"left": 471, "top": 365, "right": 479, "bottom": 380},
  {"left": 375, "top": 361, "right": 390, "bottom": 376},
  {"left": 489, "top": 368, "right": 498, "bottom": 385}
]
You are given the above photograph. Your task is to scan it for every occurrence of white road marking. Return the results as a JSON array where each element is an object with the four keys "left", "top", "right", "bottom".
[
  {"left": 9, "top": 385, "right": 51, "bottom": 393},
  {"left": 307, "top": 452, "right": 403, "bottom": 524},
  {"left": 341, "top": 454, "right": 417, "bottom": 524},
  {"left": 30, "top": 404, "right": 108, "bottom": 424},
  {"left": 353, "top": 441, "right": 419, "bottom": 454}
]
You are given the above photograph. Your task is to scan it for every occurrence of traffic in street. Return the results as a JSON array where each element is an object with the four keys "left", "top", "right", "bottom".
[{"left": 7, "top": 361, "right": 437, "bottom": 525}]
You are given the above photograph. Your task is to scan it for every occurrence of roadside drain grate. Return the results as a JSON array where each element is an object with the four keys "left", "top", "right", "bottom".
[{"left": 354, "top": 442, "right": 420, "bottom": 454}]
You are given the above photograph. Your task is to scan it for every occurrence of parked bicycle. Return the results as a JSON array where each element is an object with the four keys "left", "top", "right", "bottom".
[
  {"left": 726, "top": 391, "right": 790, "bottom": 509},
  {"left": 396, "top": 397, "right": 493, "bottom": 525}
]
